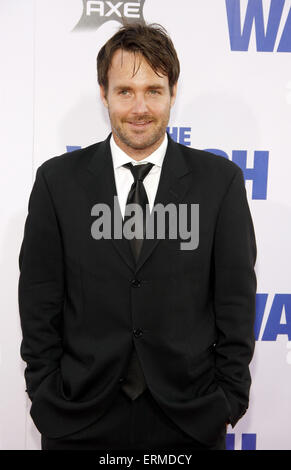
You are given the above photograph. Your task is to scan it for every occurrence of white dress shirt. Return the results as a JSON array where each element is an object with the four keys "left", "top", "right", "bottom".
[{"left": 110, "top": 133, "right": 168, "bottom": 220}]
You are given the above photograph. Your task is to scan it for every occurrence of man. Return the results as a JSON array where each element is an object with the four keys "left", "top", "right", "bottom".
[{"left": 18, "top": 22, "right": 257, "bottom": 451}]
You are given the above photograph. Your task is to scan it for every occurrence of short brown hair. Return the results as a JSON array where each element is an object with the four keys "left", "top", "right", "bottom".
[{"left": 97, "top": 22, "right": 180, "bottom": 97}]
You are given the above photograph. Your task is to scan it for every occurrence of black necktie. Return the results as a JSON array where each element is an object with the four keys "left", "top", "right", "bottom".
[
  {"left": 121, "top": 162, "right": 154, "bottom": 400},
  {"left": 122, "top": 162, "right": 154, "bottom": 260}
]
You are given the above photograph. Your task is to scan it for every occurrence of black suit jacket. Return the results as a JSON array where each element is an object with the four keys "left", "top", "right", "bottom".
[{"left": 18, "top": 132, "right": 257, "bottom": 446}]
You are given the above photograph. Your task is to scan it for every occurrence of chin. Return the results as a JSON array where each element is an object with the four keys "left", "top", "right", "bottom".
[
  {"left": 129, "top": 130, "right": 164, "bottom": 147},
  {"left": 128, "top": 136, "right": 159, "bottom": 150}
]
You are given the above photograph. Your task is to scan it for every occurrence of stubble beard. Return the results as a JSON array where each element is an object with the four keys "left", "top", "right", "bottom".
[{"left": 108, "top": 107, "right": 170, "bottom": 151}]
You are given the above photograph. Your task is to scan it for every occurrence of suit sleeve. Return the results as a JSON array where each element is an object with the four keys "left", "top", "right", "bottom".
[
  {"left": 213, "top": 167, "right": 257, "bottom": 427},
  {"left": 18, "top": 166, "right": 64, "bottom": 402}
]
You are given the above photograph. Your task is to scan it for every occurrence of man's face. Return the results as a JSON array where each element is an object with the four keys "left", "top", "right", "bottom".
[{"left": 100, "top": 49, "right": 177, "bottom": 158}]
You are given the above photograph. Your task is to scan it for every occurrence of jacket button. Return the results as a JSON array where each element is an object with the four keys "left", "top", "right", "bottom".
[
  {"left": 133, "top": 328, "right": 143, "bottom": 338},
  {"left": 131, "top": 279, "right": 141, "bottom": 288},
  {"left": 119, "top": 377, "right": 124, "bottom": 383}
]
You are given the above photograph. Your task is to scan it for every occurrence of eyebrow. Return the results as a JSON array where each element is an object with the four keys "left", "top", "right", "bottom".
[{"left": 113, "top": 84, "right": 166, "bottom": 92}]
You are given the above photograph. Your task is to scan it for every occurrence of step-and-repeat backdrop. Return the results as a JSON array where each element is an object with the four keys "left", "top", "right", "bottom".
[{"left": 1, "top": 0, "right": 291, "bottom": 450}]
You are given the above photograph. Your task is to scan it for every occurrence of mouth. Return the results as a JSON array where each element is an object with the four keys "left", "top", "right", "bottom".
[{"left": 127, "top": 120, "right": 153, "bottom": 129}]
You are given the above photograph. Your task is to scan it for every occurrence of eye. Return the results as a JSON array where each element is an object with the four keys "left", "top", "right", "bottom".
[
  {"left": 149, "top": 90, "right": 160, "bottom": 95},
  {"left": 119, "top": 90, "right": 130, "bottom": 96}
]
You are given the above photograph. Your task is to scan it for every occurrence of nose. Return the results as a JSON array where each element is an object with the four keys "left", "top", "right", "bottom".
[{"left": 131, "top": 93, "right": 149, "bottom": 114}]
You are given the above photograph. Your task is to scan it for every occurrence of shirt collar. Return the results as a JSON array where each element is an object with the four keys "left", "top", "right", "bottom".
[{"left": 110, "top": 132, "right": 168, "bottom": 169}]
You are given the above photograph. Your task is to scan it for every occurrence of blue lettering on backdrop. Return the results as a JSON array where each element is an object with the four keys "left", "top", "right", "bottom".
[
  {"left": 225, "top": 0, "right": 291, "bottom": 52},
  {"left": 255, "top": 294, "right": 291, "bottom": 341},
  {"left": 226, "top": 433, "right": 257, "bottom": 450},
  {"left": 262, "top": 294, "right": 291, "bottom": 341},
  {"left": 166, "top": 127, "right": 192, "bottom": 146},
  {"left": 233, "top": 150, "right": 268, "bottom": 200},
  {"left": 66, "top": 146, "right": 82, "bottom": 152},
  {"left": 255, "top": 294, "right": 268, "bottom": 340},
  {"left": 204, "top": 149, "right": 269, "bottom": 200}
]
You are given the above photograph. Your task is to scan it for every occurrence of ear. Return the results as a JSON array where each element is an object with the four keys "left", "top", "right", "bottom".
[
  {"left": 170, "top": 82, "right": 178, "bottom": 108},
  {"left": 100, "top": 85, "right": 108, "bottom": 108}
]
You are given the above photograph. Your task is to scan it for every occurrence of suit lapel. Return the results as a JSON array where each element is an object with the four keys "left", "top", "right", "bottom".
[{"left": 83, "top": 132, "right": 193, "bottom": 274}]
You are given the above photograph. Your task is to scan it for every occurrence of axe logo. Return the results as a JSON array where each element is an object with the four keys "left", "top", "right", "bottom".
[{"left": 73, "top": 0, "right": 146, "bottom": 31}]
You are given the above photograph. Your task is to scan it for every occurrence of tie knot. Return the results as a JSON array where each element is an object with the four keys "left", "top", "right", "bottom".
[{"left": 123, "top": 162, "right": 154, "bottom": 182}]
